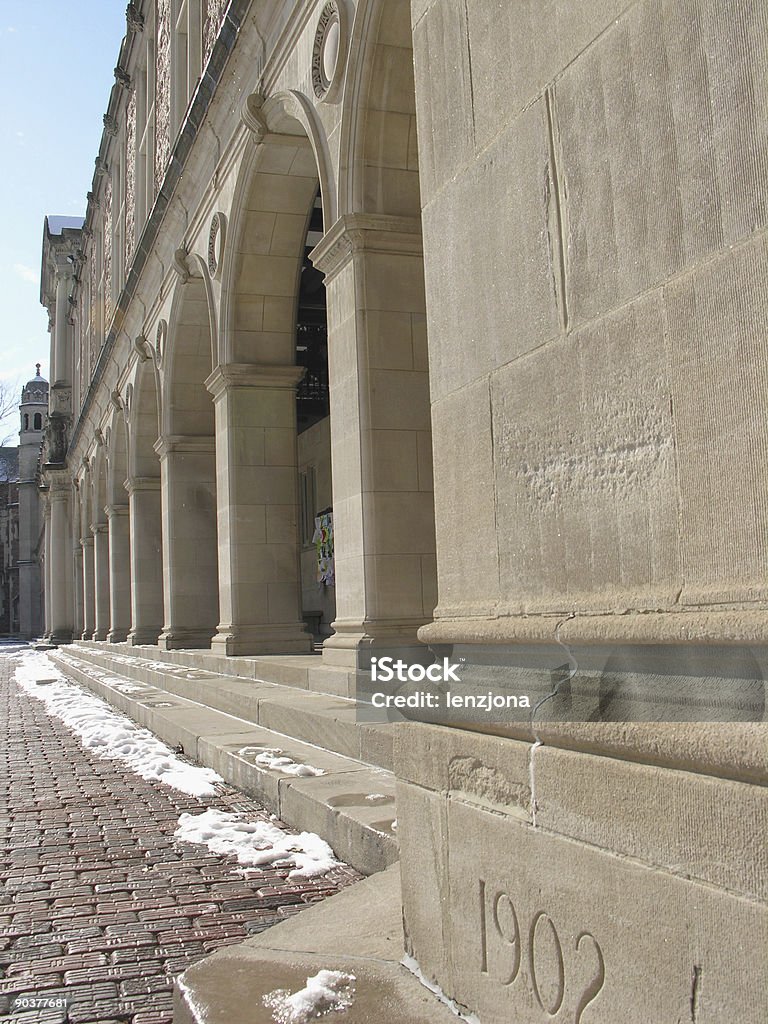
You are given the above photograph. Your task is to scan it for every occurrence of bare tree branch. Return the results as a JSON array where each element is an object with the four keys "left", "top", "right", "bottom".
[{"left": 0, "top": 379, "right": 20, "bottom": 447}]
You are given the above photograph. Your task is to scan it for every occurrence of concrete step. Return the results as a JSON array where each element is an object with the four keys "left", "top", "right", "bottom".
[
  {"left": 49, "top": 648, "right": 398, "bottom": 877},
  {"left": 174, "top": 865, "right": 460, "bottom": 1024},
  {"left": 65, "top": 643, "right": 392, "bottom": 770},
  {"left": 75, "top": 639, "right": 359, "bottom": 698}
]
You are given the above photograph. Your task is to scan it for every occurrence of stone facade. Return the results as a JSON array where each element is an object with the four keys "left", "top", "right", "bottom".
[{"left": 38, "top": 2, "right": 766, "bottom": 1021}]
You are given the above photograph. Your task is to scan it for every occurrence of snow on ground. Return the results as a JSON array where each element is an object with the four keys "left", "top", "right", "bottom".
[
  {"left": 237, "top": 745, "right": 324, "bottom": 778},
  {"left": 175, "top": 808, "right": 340, "bottom": 879},
  {"left": 262, "top": 969, "right": 355, "bottom": 1023},
  {"left": 13, "top": 651, "right": 222, "bottom": 797}
]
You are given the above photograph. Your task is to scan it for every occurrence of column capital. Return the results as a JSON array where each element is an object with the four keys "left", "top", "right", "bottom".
[
  {"left": 153, "top": 434, "right": 217, "bottom": 457},
  {"left": 105, "top": 504, "right": 130, "bottom": 518},
  {"left": 90, "top": 524, "right": 108, "bottom": 536},
  {"left": 81, "top": 536, "right": 94, "bottom": 549},
  {"left": 205, "top": 363, "right": 306, "bottom": 400},
  {"left": 310, "top": 213, "right": 423, "bottom": 280},
  {"left": 125, "top": 475, "right": 161, "bottom": 494}
]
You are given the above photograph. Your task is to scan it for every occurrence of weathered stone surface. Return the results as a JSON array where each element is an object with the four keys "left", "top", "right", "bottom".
[{"left": 398, "top": 771, "right": 768, "bottom": 1024}]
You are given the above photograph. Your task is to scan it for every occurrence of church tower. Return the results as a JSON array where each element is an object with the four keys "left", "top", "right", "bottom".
[{"left": 18, "top": 364, "right": 48, "bottom": 638}]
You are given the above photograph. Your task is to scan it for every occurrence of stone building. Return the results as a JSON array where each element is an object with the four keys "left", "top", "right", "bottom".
[
  {"left": 0, "top": 370, "right": 48, "bottom": 638},
  {"left": 0, "top": 447, "right": 19, "bottom": 634},
  {"left": 38, "top": 1, "right": 767, "bottom": 1021}
]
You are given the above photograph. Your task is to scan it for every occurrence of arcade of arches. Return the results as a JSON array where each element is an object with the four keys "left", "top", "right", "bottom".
[{"left": 37, "top": 2, "right": 767, "bottom": 1022}]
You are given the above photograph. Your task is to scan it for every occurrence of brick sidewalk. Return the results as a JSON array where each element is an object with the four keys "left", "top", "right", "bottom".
[{"left": 0, "top": 653, "right": 360, "bottom": 1024}]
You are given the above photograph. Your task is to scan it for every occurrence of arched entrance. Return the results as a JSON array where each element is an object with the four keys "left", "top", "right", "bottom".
[
  {"left": 106, "top": 410, "right": 131, "bottom": 642},
  {"left": 158, "top": 278, "right": 219, "bottom": 649},
  {"left": 127, "top": 361, "right": 164, "bottom": 645}
]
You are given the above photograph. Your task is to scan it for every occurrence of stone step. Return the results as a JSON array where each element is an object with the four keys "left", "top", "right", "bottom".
[
  {"left": 174, "top": 865, "right": 460, "bottom": 1024},
  {"left": 75, "top": 639, "right": 359, "bottom": 698},
  {"left": 65, "top": 643, "right": 392, "bottom": 770},
  {"left": 49, "top": 648, "right": 398, "bottom": 877}
]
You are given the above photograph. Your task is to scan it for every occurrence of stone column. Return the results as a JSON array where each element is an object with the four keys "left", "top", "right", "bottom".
[
  {"left": 155, "top": 437, "right": 219, "bottom": 650},
  {"left": 126, "top": 477, "right": 163, "bottom": 645},
  {"left": 206, "top": 365, "right": 312, "bottom": 656},
  {"left": 73, "top": 540, "right": 83, "bottom": 639},
  {"left": 91, "top": 524, "right": 110, "bottom": 641},
  {"left": 311, "top": 214, "right": 437, "bottom": 667},
  {"left": 80, "top": 537, "right": 95, "bottom": 640},
  {"left": 106, "top": 505, "right": 131, "bottom": 642},
  {"left": 43, "top": 501, "right": 52, "bottom": 639},
  {"left": 47, "top": 474, "right": 74, "bottom": 644}
]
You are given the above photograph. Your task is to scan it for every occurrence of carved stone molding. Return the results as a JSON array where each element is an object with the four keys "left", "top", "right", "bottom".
[
  {"left": 133, "top": 335, "right": 152, "bottom": 363},
  {"left": 125, "top": 2, "right": 144, "bottom": 32},
  {"left": 240, "top": 93, "right": 268, "bottom": 142},
  {"left": 114, "top": 65, "right": 132, "bottom": 89},
  {"left": 173, "top": 248, "right": 192, "bottom": 283},
  {"left": 205, "top": 363, "right": 306, "bottom": 400},
  {"left": 155, "top": 320, "right": 167, "bottom": 367},
  {"left": 312, "top": 1, "right": 347, "bottom": 103},
  {"left": 207, "top": 213, "right": 226, "bottom": 279},
  {"left": 103, "top": 113, "right": 118, "bottom": 137}
]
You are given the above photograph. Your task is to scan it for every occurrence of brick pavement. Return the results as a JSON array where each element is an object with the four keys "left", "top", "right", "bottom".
[{"left": 0, "top": 652, "right": 360, "bottom": 1024}]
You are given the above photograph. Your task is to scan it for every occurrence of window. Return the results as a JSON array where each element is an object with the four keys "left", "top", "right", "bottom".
[
  {"left": 33, "top": 413, "right": 43, "bottom": 430},
  {"left": 23, "top": 414, "right": 28, "bottom": 430}
]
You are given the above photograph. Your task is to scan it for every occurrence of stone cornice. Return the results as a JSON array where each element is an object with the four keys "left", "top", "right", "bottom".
[
  {"left": 310, "top": 214, "right": 423, "bottom": 280},
  {"left": 153, "top": 435, "right": 217, "bottom": 457},
  {"left": 205, "top": 363, "right": 306, "bottom": 399},
  {"left": 124, "top": 476, "right": 161, "bottom": 493}
]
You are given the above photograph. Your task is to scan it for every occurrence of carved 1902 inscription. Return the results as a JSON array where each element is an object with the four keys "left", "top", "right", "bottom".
[{"left": 479, "top": 879, "right": 605, "bottom": 1022}]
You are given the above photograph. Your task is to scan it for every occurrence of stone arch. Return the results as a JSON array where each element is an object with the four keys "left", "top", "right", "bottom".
[
  {"left": 339, "top": 0, "right": 420, "bottom": 217},
  {"left": 157, "top": 275, "right": 219, "bottom": 649},
  {"left": 203, "top": 117, "right": 327, "bottom": 655},
  {"left": 126, "top": 358, "right": 164, "bottom": 645},
  {"left": 310, "top": 0, "right": 437, "bottom": 665}
]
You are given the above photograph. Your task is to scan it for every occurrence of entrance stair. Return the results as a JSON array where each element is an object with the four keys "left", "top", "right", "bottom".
[{"left": 48, "top": 642, "right": 397, "bottom": 877}]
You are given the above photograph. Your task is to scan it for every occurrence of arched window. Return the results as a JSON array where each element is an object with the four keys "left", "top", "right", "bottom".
[
  {"left": 23, "top": 414, "right": 29, "bottom": 430},
  {"left": 33, "top": 413, "right": 42, "bottom": 430}
]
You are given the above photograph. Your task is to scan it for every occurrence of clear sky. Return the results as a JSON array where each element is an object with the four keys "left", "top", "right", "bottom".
[{"left": 0, "top": 1, "right": 126, "bottom": 441}]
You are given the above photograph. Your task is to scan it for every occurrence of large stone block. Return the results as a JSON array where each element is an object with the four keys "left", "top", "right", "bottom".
[
  {"left": 465, "top": 0, "right": 630, "bottom": 149},
  {"left": 490, "top": 289, "right": 679, "bottom": 612},
  {"left": 423, "top": 99, "right": 560, "bottom": 402},
  {"left": 431, "top": 379, "right": 499, "bottom": 617},
  {"left": 397, "top": 740, "right": 768, "bottom": 1024},
  {"left": 664, "top": 236, "right": 768, "bottom": 601},
  {"left": 555, "top": 0, "right": 768, "bottom": 328}
]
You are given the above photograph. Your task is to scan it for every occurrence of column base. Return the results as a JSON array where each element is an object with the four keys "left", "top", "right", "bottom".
[
  {"left": 81, "top": 629, "right": 94, "bottom": 641},
  {"left": 158, "top": 628, "right": 216, "bottom": 651},
  {"left": 107, "top": 628, "right": 129, "bottom": 643},
  {"left": 127, "top": 628, "right": 161, "bottom": 646},
  {"left": 321, "top": 619, "right": 431, "bottom": 668},
  {"left": 92, "top": 629, "right": 109, "bottom": 642},
  {"left": 210, "top": 623, "right": 313, "bottom": 657},
  {"left": 49, "top": 630, "right": 73, "bottom": 645}
]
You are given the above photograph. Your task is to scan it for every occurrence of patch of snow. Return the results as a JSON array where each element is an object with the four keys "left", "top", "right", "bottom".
[
  {"left": 13, "top": 651, "right": 222, "bottom": 797},
  {"left": 262, "top": 970, "right": 355, "bottom": 1023},
  {"left": 401, "top": 955, "right": 480, "bottom": 1023},
  {"left": 174, "top": 808, "right": 339, "bottom": 879},
  {"left": 365, "top": 793, "right": 389, "bottom": 802},
  {"left": 238, "top": 746, "right": 324, "bottom": 778}
]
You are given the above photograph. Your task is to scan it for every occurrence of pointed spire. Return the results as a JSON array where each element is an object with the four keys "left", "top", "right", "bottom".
[{"left": 36, "top": 363, "right": 41, "bottom": 377}]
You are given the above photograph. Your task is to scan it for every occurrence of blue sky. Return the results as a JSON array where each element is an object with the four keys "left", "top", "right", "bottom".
[{"left": 0, "top": 2, "right": 126, "bottom": 439}]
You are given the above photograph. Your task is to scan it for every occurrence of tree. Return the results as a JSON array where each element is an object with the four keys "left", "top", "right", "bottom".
[{"left": 0, "top": 379, "right": 20, "bottom": 448}]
